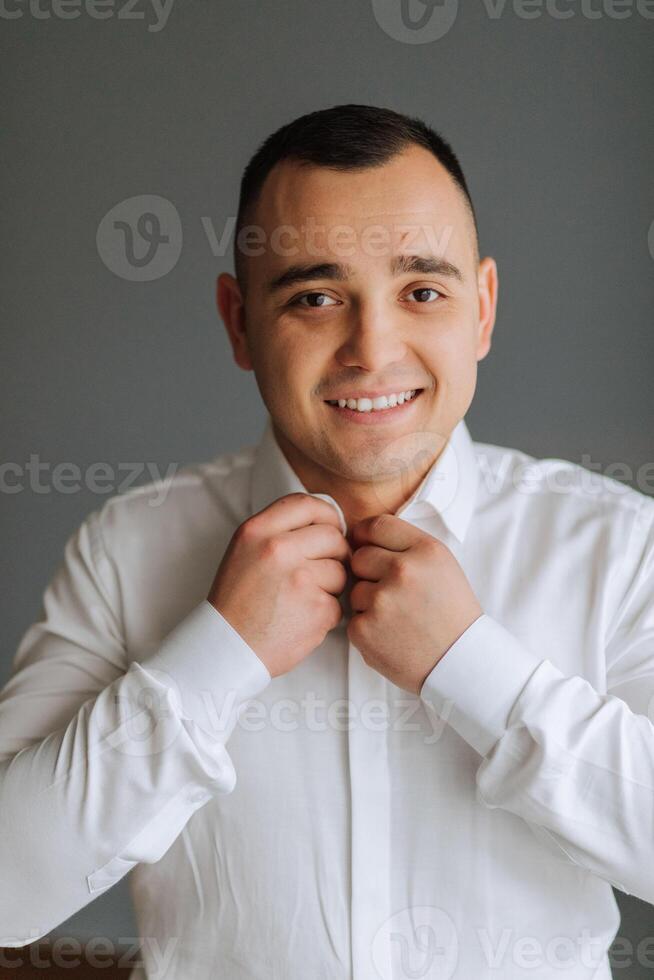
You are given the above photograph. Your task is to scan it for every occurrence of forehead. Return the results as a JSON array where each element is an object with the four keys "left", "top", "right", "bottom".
[{"left": 248, "top": 144, "right": 474, "bottom": 266}]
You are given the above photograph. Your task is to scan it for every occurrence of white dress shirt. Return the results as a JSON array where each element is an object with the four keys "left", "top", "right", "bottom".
[{"left": 2, "top": 414, "right": 654, "bottom": 980}]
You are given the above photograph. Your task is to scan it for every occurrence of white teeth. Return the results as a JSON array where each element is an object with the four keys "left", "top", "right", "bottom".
[{"left": 327, "top": 390, "right": 418, "bottom": 412}]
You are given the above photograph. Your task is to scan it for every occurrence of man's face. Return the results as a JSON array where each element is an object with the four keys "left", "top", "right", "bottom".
[{"left": 218, "top": 144, "right": 497, "bottom": 504}]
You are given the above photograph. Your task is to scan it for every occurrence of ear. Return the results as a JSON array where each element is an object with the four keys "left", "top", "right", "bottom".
[
  {"left": 216, "top": 272, "right": 253, "bottom": 371},
  {"left": 476, "top": 256, "right": 498, "bottom": 362}
]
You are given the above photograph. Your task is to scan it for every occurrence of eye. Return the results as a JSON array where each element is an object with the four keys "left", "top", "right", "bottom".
[
  {"left": 404, "top": 287, "right": 442, "bottom": 304},
  {"left": 291, "top": 292, "right": 339, "bottom": 309}
]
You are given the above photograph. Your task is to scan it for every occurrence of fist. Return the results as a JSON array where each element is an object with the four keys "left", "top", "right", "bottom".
[
  {"left": 208, "top": 493, "right": 351, "bottom": 678},
  {"left": 347, "top": 514, "right": 483, "bottom": 694}
]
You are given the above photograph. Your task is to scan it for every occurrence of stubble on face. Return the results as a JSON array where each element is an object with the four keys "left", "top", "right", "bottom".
[{"left": 238, "top": 145, "right": 484, "bottom": 518}]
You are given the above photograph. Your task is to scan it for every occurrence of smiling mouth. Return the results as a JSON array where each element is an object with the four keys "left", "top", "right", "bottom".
[{"left": 324, "top": 388, "right": 424, "bottom": 416}]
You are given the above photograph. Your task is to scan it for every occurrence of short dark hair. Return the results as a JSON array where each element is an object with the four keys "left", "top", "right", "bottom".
[{"left": 233, "top": 103, "right": 479, "bottom": 293}]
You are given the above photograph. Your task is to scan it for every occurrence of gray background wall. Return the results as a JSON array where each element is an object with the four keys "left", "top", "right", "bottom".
[{"left": 1, "top": 0, "right": 653, "bottom": 974}]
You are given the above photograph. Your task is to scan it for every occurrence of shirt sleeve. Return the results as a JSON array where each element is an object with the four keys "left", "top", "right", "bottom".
[
  {"left": 0, "top": 506, "right": 271, "bottom": 947},
  {"left": 419, "top": 496, "right": 654, "bottom": 904}
]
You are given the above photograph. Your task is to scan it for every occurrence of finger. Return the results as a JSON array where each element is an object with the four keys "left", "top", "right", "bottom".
[
  {"left": 290, "top": 523, "right": 352, "bottom": 562},
  {"left": 350, "top": 513, "right": 423, "bottom": 552},
  {"left": 349, "top": 544, "right": 392, "bottom": 582},
  {"left": 253, "top": 492, "right": 343, "bottom": 536},
  {"left": 307, "top": 557, "right": 349, "bottom": 596},
  {"left": 350, "top": 578, "right": 377, "bottom": 612}
]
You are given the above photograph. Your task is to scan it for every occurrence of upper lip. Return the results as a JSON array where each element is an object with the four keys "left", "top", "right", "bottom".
[{"left": 323, "top": 387, "right": 424, "bottom": 401}]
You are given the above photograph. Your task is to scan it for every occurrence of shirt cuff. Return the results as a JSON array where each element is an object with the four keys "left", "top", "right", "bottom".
[
  {"left": 419, "top": 614, "right": 546, "bottom": 757},
  {"left": 138, "top": 600, "right": 272, "bottom": 740}
]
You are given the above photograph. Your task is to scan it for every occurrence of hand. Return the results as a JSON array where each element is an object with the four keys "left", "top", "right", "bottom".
[
  {"left": 208, "top": 493, "right": 351, "bottom": 678},
  {"left": 347, "top": 514, "right": 483, "bottom": 695}
]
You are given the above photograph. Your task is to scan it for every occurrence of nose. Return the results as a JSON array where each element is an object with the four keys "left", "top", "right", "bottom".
[{"left": 335, "top": 301, "right": 408, "bottom": 373}]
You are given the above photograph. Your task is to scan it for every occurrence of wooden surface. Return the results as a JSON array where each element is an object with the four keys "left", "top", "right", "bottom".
[{"left": 0, "top": 942, "right": 140, "bottom": 977}]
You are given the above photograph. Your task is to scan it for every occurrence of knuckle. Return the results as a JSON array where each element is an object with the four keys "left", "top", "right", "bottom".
[
  {"left": 427, "top": 536, "right": 446, "bottom": 558},
  {"left": 284, "top": 492, "right": 310, "bottom": 506},
  {"left": 350, "top": 545, "right": 368, "bottom": 574},
  {"left": 325, "top": 525, "right": 346, "bottom": 556},
  {"left": 370, "top": 588, "right": 385, "bottom": 613},
  {"left": 319, "top": 588, "right": 335, "bottom": 612},
  {"left": 290, "top": 565, "right": 312, "bottom": 590},
  {"left": 237, "top": 517, "right": 259, "bottom": 542},
  {"left": 318, "top": 587, "right": 334, "bottom": 609},
  {"left": 390, "top": 556, "right": 409, "bottom": 581},
  {"left": 369, "top": 514, "right": 389, "bottom": 534},
  {"left": 315, "top": 593, "right": 331, "bottom": 626},
  {"left": 260, "top": 534, "right": 287, "bottom": 563},
  {"left": 331, "top": 525, "right": 347, "bottom": 547}
]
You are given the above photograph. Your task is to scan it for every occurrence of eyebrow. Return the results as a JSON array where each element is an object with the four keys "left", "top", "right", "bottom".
[{"left": 266, "top": 254, "right": 465, "bottom": 294}]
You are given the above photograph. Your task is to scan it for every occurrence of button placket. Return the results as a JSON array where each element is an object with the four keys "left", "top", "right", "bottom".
[{"left": 347, "top": 639, "right": 392, "bottom": 979}]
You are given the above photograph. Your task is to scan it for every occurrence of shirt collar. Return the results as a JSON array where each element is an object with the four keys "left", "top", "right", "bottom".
[{"left": 249, "top": 414, "right": 479, "bottom": 545}]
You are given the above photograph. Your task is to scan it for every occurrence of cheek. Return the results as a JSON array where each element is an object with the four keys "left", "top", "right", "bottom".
[
  {"left": 257, "top": 340, "right": 321, "bottom": 405},
  {"left": 279, "top": 334, "right": 333, "bottom": 393},
  {"left": 431, "top": 318, "right": 479, "bottom": 372},
  {"left": 419, "top": 327, "right": 478, "bottom": 415},
  {"left": 416, "top": 339, "right": 460, "bottom": 385}
]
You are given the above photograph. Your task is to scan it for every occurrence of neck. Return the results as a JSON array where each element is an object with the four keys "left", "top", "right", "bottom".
[{"left": 272, "top": 424, "right": 446, "bottom": 536}]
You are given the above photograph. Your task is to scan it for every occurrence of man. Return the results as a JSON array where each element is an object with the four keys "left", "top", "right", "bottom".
[{"left": 1, "top": 104, "right": 653, "bottom": 980}]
